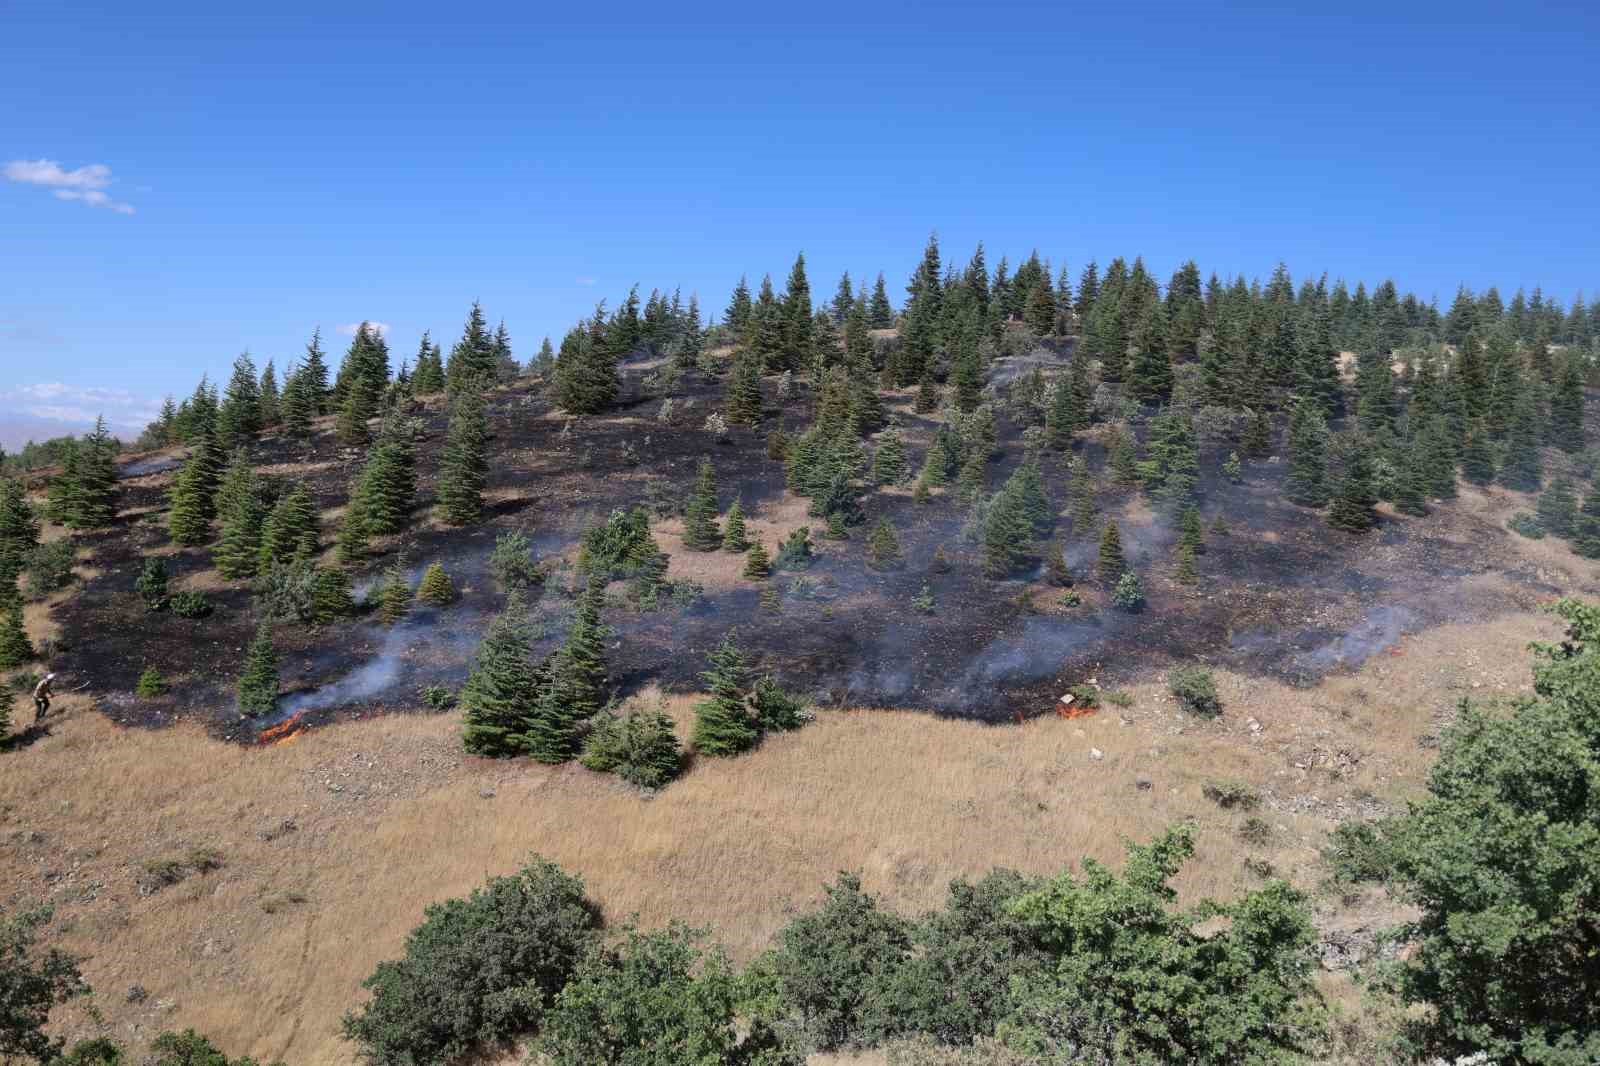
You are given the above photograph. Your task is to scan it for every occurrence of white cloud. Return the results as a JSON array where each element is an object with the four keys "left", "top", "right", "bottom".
[
  {"left": 0, "top": 382, "right": 161, "bottom": 430},
  {"left": 5, "top": 158, "right": 136, "bottom": 214},
  {"left": 575, "top": 276, "right": 597, "bottom": 286},
  {"left": 337, "top": 321, "right": 390, "bottom": 337}
]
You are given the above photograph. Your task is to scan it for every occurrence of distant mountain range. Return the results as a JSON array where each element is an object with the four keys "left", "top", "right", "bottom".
[{"left": 0, "top": 411, "right": 141, "bottom": 451}]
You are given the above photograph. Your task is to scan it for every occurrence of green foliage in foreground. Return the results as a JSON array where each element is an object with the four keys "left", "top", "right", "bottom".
[
  {"left": 341, "top": 858, "right": 601, "bottom": 1066},
  {"left": 1342, "top": 598, "right": 1600, "bottom": 1065}
]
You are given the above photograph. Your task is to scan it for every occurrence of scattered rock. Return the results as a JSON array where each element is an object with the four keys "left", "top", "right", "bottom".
[
  {"left": 126, "top": 985, "right": 147, "bottom": 1004},
  {"left": 258, "top": 818, "right": 297, "bottom": 842},
  {"left": 479, "top": 788, "right": 496, "bottom": 799},
  {"left": 1135, "top": 778, "right": 1153, "bottom": 791},
  {"left": 1088, "top": 748, "right": 1104, "bottom": 761}
]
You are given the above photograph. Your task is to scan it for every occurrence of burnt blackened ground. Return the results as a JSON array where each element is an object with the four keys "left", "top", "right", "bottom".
[{"left": 51, "top": 360, "right": 1599, "bottom": 738}]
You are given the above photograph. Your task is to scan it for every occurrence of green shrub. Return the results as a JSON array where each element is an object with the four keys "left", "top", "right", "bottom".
[
  {"left": 135, "top": 666, "right": 168, "bottom": 698},
  {"left": 1168, "top": 665, "right": 1221, "bottom": 717},
  {"left": 342, "top": 858, "right": 601, "bottom": 1066},
  {"left": 763, "top": 872, "right": 914, "bottom": 1052},
  {"left": 751, "top": 677, "right": 810, "bottom": 732},
  {"left": 53, "top": 1037, "right": 126, "bottom": 1066},
  {"left": 538, "top": 925, "right": 783, "bottom": 1065},
  {"left": 579, "top": 709, "right": 683, "bottom": 789},
  {"left": 1238, "top": 816, "right": 1273, "bottom": 844},
  {"left": 24, "top": 540, "right": 76, "bottom": 599},
  {"left": 1111, "top": 571, "right": 1145, "bottom": 611},
  {"left": 148, "top": 1029, "right": 280, "bottom": 1066},
  {"left": 1201, "top": 779, "right": 1259, "bottom": 810},
  {"left": 420, "top": 685, "right": 455, "bottom": 710},
  {"left": 135, "top": 557, "right": 169, "bottom": 611},
  {"left": 772, "top": 527, "right": 815, "bottom": 571},
  {"left": 170, "top": 590, "right": 211, "bottom": 619},
  {"left": 1322, "top": 821, "right": 1392, "bottom": 884},
  {"left": 0, "top": 905, "right": 87, "bottom": 1061},
  {"left": 1507, "top": 511, "right": 1546, "bottom": 539},
  {"left": 488, "top": 529, "right": 543, "bottom": 592}
]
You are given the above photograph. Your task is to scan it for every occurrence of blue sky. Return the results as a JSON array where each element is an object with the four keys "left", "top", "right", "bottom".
[{"left": 2, "top": 0, "right": 1597, "bottom": 441}]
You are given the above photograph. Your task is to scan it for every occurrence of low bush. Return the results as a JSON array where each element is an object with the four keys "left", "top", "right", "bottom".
[
  {"left": 24, "top": 540, "right": 76, "bottom": 599},
  {"left": 170, "top": 590, "right": 211, "bottom": 619},
  {"left": 1507, "top": 511, "right": 1546, "bottom": 539},
  {"left": 1168, "top": 665, "right": 1221, "bottom": 717},
  {"left": 341, "top": 857, "right": 600, "bottom": 1066},
  {"left": 1202, "top": 779, "right": 1260, "bottom": 810},
  {"left": 135, "top": 557, "right": 169, "bottom": 611},
  {"left": 772, "top": 527, "right": 814, "bottom": 572},
  {"left": 488, "top": 529, "right": 544, "bottom": 592},
  {"left": 135, "top": 666, "right": 168, "bottom": 698},
  {"left": 1111, "top": 571, "right": 1145, "bottom": 611},
  {"left": 579, "top": 709, "right": 683, "bottom": 789}
]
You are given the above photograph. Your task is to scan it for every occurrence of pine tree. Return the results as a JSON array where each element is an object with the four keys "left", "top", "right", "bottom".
[
  {"left": 1107, "top": 424, "right": 1141, "bottom": 487},
  {"left": 1461, "top": 430, "right": 1497, "bottom": 486},
  {"left": 682, "top": 457, "right": 722, "bottom": 550},
  {"left": 725, "top": 353, "right": 764, "bottom": 425},
  {"left": 301, "top": 329, "right": 331, "bottom": 413},
  {"left": 1421, "top": 416, "right": 1460, "bottom": 499},
  {"left": 1572, "top": 491, "right": 1600, "bottom": 559},
  {"left": 705, "top": 501, "right": 744, "bottom": 555},
  {"left": 1241, "top": 407, "right": 1273, "bottom": 458},
  {"left": 445, "top": 302, "right": 495, "bottom": 395},
  {"left": 872, "top": 426, "right": 908, "bottom": 484},
  {"left": 416, "top": 562, "right": 455, "bottom": 605},
  {"left": 1548, "top": 357, "right": 1587, "bottom": 453},
  {"left": 335, "top": 488, "right": 372, "bottom": 564},
  {"left": 1222, "top": 451, "right": 1243, "bottom": 483},
  {"left": 352, "top": 418, "right": 416, "bottom": 535},
  {"left": 692, "top": 634, "right": 758, "bottom": 756},
  {"left": 1499, "top": 393, "right": 1544, "bottom": 492},
  {"left": 868, "top": 272, "right": 894, "bottom": 328},
  {"left": 1068, "top": 457, "right": 1096, "bottom": 530},
  {"left": 212, "top": 450, "right": 266, "bottom": 578},
  {"left": 436, "top": 391, "right": 489, "bottom": 525},
  {"left": 312, "top": 565, "right": 354, "bottom": 622},
  {"left": 1145, "top": 410, "right": 1200, "bottom": 506},
  {"left": 1393, "top": 446, "right": 1431, "bottom": 517},
  {"left": 553, "top": 305, "right": 620, "bottom": 414},
  {"left": 1284, "top": 400, "right": 1330, "bottom": 507},
  {"left": 1174, "top": 542, "right": 1198, "bottom": 585},
  {"left": 981, "top": 483, "right": 1033, "bottom": 577},
  {"left": 0, "top": 478, "right": 38, "bottom": 600},
  {"left": 280, "top": 367, "right": 312, "bottom": 437},
  {"left": 258, "top": 483, "right": 317, "bottom": 572},
  {"left": 1127, "top": 302, "right": 1173, "bottom": 403},
  {"left": 377, "top": 564, "right": 413, "bottom": 623},
  {"left": 865, "top": 518, "right": 902, "bottom": 570},
  {"left": 1327, "top": 440, "right": 1378, "bottom": 533},
  {"left": 1025, "top": 281, "right": 1056, "bottom": 336},
  {"left": 217, "top": 352, "right": 262, "bottom": 446},
  {"left": 236, "top": 622, "right": 279, "bottom": 716},
  {"left": 460, "top": 592, "right": 539, "bottom": 756},
  {"left": 0, "top": 601, "right": 34, "bottom": 669},
  {"left": 1178, "top": 504, "right": 1205, "bottom": 555},
  {"left": 1536, "top": 478, "right": 1579, "bottom": 538},
  {"left": 555, "top": 577, "right": 609, "bottom": 722},
  {"left": 1098, "top": 522, "right": 1127, "bottom": 584},
  {"left": 167, "top": 428, "right": 223, "bottom": 545},
  {"left": 743, "top": 540, "right": 771, "bottom": 579},
  {"left": 258, "top": 360, "right": 280, "bottom": 427},
  {"left": 914, "top": 365, "right": 940, "bottom": 413}
]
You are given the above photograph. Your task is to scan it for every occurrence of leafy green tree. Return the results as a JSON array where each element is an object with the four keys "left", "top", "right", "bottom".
[
  {"left": 0, "top": 905, "right": 88, "bottom": 1062},
  {"left": 1360, "top": 600, "right": 1600, "bottom": 1064},
  {"left": 1284, "top": 399, "right": 1330, "bottom": 506},
  {"left": 1003, "top": 826, "right": 1320, "bottom": 1065},
  {"left": 1098, "top": 522, "right": 1126, "bottom": 584},
  {"left": 540, "top": 925, "right": 774, "bottom": 1066},
  {"left": 435, "top": 391, "right": 489, "bottom": 525},
  {"left": 236, "top": 622, "right": 279, "bottom": 716},
  {"left": 692, "top": 634, "right": 758, "bottom": 756},
  {"left": 682, "top": 457, "right": 722, "bottom": 551},
  {"left": 764, "top": 872, "right": 913, "bottom": 1051},
  {"left": 460, "top": 592, "right": 540, "bottom": 757},
  {"left": 341, "top": 858, "right": 601, "bottom": 1066}
]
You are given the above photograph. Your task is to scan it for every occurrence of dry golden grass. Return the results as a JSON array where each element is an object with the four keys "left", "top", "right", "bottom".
[
  {"left": 0, "top": 600, "right": 1561, "bottom": 1066},
  {"left": 654, "top": 492, "right": 816, "bottom": 591}
]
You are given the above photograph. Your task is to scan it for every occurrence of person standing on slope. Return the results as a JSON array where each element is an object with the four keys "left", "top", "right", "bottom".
[{"left": 33, "top": 672, "right": 55, "bottom": 722}]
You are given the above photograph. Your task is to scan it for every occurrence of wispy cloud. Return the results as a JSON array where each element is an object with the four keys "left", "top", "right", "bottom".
[
  {"left": 575, "top": 276, "right": 597, "bottom": 286},
  {"left": 337, "top": 321, "right": 390, "bottom": 337},
  {"left": 4, "top": 158, "right": 137, "bottom": 215},
  {"left": 0, "top": 382, "right": 161, "bottom": 430}
]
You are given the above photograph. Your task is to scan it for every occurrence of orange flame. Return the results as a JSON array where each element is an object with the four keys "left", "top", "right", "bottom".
[{"left": 259, "top": 712, "right": 307, "bottom": 745}]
